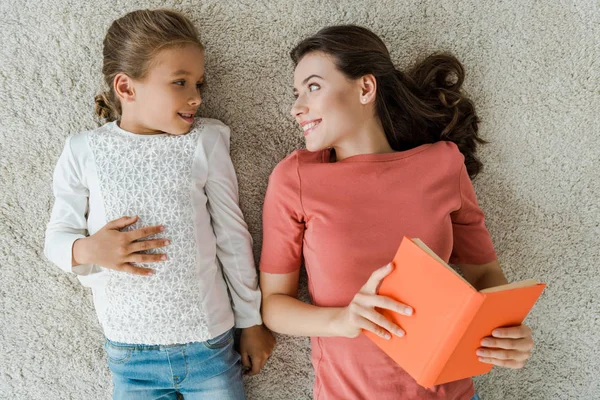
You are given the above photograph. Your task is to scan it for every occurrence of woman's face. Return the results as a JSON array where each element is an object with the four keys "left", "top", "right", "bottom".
[{"left": 290, "top": 51, "right": 366, "bottom": 152}]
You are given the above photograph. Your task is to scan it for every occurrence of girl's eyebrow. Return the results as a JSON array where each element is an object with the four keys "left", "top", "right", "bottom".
[
  {"left": 172, "top": 69, "right": 191, "bottom": 76},
  {"left": 172, "top": 70, "right": 205, "bottom": 81}
]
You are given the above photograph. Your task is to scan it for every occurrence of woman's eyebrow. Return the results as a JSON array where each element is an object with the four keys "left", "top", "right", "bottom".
[{"left": 302, "top": 74, "right": 323, "bottom": 85}]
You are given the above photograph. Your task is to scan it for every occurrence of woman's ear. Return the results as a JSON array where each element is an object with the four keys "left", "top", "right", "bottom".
[
  {"left": 359, "top": 74, "right": 377, "bottom": 104},
  {"left": 114, "top": 73, "right": 136, "bottom": 103}
]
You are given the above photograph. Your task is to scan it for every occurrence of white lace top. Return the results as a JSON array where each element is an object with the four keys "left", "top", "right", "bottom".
[{"left": 44, "top": 119, "right": 262, "bottom": 345}]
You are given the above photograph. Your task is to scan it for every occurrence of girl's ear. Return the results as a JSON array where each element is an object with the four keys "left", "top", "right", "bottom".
[
  {"left": 114, "top": 73, "right": 136, "bottom": 103},
  {"left": 359, "top": 74, "right": 377, "bottom": 104}
]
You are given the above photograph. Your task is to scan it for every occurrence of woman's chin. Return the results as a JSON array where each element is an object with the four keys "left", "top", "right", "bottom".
[{"left": 305, "top": 139, "right": 328, "bottom": 153}]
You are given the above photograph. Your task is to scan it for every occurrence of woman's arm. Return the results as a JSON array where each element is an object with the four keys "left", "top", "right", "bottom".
[
  {"left": 458, "top": 260, "right": 535, "bottom": 369},
  {"left": 261, "top": 264, "right": 413, "bottom": 340},
  {"left": 457, "top": 259, "right": 508, "bottom": 290},
  {"left": 260, "top": 270, "right": 342, "bottom": 337}
]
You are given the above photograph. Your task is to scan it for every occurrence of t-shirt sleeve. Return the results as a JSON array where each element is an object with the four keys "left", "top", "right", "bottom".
[
  {"left": 449, "top": 164, "right": 497, "bottom": 265},
  {"left": 259, "top": 153, "right": 306, "bottom": 274}
]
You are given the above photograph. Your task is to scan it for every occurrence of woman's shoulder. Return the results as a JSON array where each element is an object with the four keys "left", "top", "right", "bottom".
[
  {"left": 273, "top": 149, "right": 324, "bottom": 172},
  {"left": 425, "top": 140, "right": 465, "bottom": 166},
  {"left": 268, "top": 149, "right": 323, "bottom": 185}
]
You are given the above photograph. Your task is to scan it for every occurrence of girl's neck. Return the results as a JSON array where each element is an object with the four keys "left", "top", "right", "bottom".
[{"left": 118, "top": 114, "right": 162, "bottom": 135}]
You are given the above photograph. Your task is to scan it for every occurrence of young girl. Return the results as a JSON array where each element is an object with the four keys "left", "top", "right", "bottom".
[
  {"left": 44, "top": 9, "right": 274, "bottom": 399},
  {"left": 260, "top": 26, "right": 535, "bottom": 400}
]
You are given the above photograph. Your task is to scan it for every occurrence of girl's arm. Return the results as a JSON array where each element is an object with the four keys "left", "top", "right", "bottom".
[
  {"left": 44, "top": 136, "right": 93, "bottom": 275},
  {"left": 204, "top": 123, "right": 263, "bottom": 328},
  {"left": 44, "top": 135, "right": 167, "bottom": 276},
  {"left": 204, "top": 122, "right": 274, "bottom": 375}
]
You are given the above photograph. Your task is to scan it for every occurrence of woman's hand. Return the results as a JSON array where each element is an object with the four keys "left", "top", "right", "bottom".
[
  {"left": 332, "top": 263, "right": 413, "bottom": 340},
  {"left": 477, "top": 324, "right": 534, "bottom": 369},
  {"left": 72, "top": 215, "right": 169, "bottom": 275}
]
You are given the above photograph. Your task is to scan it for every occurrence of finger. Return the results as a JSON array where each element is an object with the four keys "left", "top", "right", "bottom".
[
  {"left": 127, "top": 225, "right": 165, "bottom": 241},
  {"left": 362, "top": 263, "right": 394, "bottom": 294},
  {"left": 356, "top": 305, "right": 405, "bottom": 337},
  {"left": 241, "top": 352, "right": 251, "bottom": 370},
  {"left": 105, "top": 215, "right": 138, "bottom": 230},
  {"left": 115, "top": 263, "right": 154, "bottom": 276},
  {"left": 128, "top": 239, "right": 171, "bottom": 253},
  {"left": 492, "top": 325, "right": 531, "bottom": 339},
  {"left": 478, "top": 357, "right": 527, "bottom": 369},
  {"left": 481, "top": 337, "right": 534, "bottom": 351},
  {"left": 127, "top": 253, "right": 168, "bottom": 264},
  {"left": 354, "top": 293, "right": 413, "bottom": 316},
  {"left": 476, "top": 348, "right": 531, "bottom": 361},
  {"left": 358, "top": 317, "right": 392, "bottom": 340},
  {"left": 249, "top": 355, "right": 262, "bottom": 376}
]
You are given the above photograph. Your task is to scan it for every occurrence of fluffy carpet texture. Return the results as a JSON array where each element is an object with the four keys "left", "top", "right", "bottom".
[{"left": 1, "top": 0, "right": 598, "bottom": 399}]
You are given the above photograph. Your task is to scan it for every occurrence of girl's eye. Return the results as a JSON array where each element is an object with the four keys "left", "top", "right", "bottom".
[
  {"left": 308, "top": 83, "right": 320, "bottom": 92},
  {"left": 196, "top": 82, "right": 204, "bottom": 91},
  {"left": 174, "top": 80, "right": 186, "bottom": 86}
]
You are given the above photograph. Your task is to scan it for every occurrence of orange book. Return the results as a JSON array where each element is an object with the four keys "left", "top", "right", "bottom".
[{"left": 364, "top": 237, "right": 546, "bottom": 388}]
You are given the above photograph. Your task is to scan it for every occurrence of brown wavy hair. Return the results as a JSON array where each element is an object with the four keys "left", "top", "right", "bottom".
[
  {"left": 94, "top": 9, "right": 203, "bottom": 122},
  {"left": 291, "top": 25, "right": 486, "bottom": 177}
]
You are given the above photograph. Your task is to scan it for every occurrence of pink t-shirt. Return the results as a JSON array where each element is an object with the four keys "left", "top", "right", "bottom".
[{"left": 260, "top": 141, "right": 497, "bottom": 400}]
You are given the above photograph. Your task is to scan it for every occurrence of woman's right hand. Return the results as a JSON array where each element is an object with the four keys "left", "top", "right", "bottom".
[
  {"left": 332, "top": 263, "right": 413, "bottom": 340},
  {"left": 72, "top": 216, "right": 169, "bottom": 276}
]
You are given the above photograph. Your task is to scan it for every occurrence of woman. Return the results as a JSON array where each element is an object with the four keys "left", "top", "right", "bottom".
[{"left": 259, "top": 25, "right": 534, "bottom": 400}]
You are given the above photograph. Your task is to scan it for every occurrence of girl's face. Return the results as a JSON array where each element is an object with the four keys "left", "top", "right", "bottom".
[
  {"left": 290, "top": 51, "right": 365, "bottom": 152},
  {"left": 122, "top": 44, "right": 205, "bottom": 135}
]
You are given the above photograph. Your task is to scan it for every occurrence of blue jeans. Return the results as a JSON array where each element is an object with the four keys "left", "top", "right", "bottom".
[
  {"left": 471, "top": 394, "right": 481, "bottom": 400},
  {"left": 104, "top": 328, "right": 245, "bottom": 400}
]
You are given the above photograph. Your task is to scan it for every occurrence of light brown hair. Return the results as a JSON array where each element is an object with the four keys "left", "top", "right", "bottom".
[{"left": 94, "top": 9, "right": 203, "bottom": 122}]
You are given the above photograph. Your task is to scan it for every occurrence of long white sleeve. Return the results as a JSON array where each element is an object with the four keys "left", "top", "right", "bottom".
[
  {"left": 44, "top": 136, "right": 94, "bottom": 276},
  {"left": 205, "top": 124, "right": 263, "bottom": 328}
]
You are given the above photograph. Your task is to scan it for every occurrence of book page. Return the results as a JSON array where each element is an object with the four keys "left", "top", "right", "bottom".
[
  {"left": 480, "top": 279, "right": 539, "bottom": 293},
  {"left": 412, "top": 238, "right": 475, "bottom": 289}
]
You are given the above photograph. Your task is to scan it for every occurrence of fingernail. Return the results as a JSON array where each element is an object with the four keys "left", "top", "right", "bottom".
[
  {"left": 396, "top": 329, "right": 405, "bottom": 337},
  {"left": 481, "top": 339, "right": 491, "bottom": 346},
  {"left": 161, "top": 255, "right": 167, "bottom": 260},
  {"left": 476, "top": 350, "right": 485, "bottom": 356},
  {"left": 383, "top": 333, "right": 391, "bottom": 340},
  {"left": 164, "top": 240, "right": 170, "bottom": 245},
  {"left": 160, "top": 226, "right": 165, "bottom": 231},
  {"left": 492, "top": 330, "right": 501, "bottom": 337},
  {"left": 404, "top": 307, "right": 413, "bottom": 316}
]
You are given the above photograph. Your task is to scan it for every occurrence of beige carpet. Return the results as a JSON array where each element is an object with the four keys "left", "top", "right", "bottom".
[{"left": 1, "top": 0, "right": 599, "bottom": 399}]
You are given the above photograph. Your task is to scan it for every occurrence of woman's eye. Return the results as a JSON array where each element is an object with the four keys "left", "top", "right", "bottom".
[
  {"left": 196, "top": 82, "right": 204, "bottom": 91},
  {"left": 174, "top": 80, "right": 185, "bottom": 86},
  {"left": 308, "top": 83, "right": 320, "bottom": 92}
]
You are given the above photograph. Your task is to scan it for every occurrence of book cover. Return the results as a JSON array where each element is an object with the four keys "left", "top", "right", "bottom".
[{"left": 364, "top": 237, "right": 546, "bottom": 388}]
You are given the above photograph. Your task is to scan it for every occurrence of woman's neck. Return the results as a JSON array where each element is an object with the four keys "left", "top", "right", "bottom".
[{"left": 332, "top": 118, "right": 394, "bottom": 161}]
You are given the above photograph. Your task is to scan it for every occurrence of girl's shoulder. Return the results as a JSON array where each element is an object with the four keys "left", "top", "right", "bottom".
[{"left": 191, "top": 118, "right": 230, "bottom": 147}]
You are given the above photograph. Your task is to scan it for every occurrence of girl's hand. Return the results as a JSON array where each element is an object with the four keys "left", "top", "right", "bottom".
[
  {"left": 477, "top": 324, "right": 534, "bottom": 369},
  {"left": 333, "top": 263, "right": 413, "bottom": 340},
  {"left": 72, "top": 215, "right": 169, "bottom": 276},
  {"left": 239, "top": 325, "right": 276, "bottom": 376}
]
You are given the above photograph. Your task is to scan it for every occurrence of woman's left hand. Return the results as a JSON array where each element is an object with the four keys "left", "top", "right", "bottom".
[{"left": 476, "top": 324, "right": 534, "bottom": 369}]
